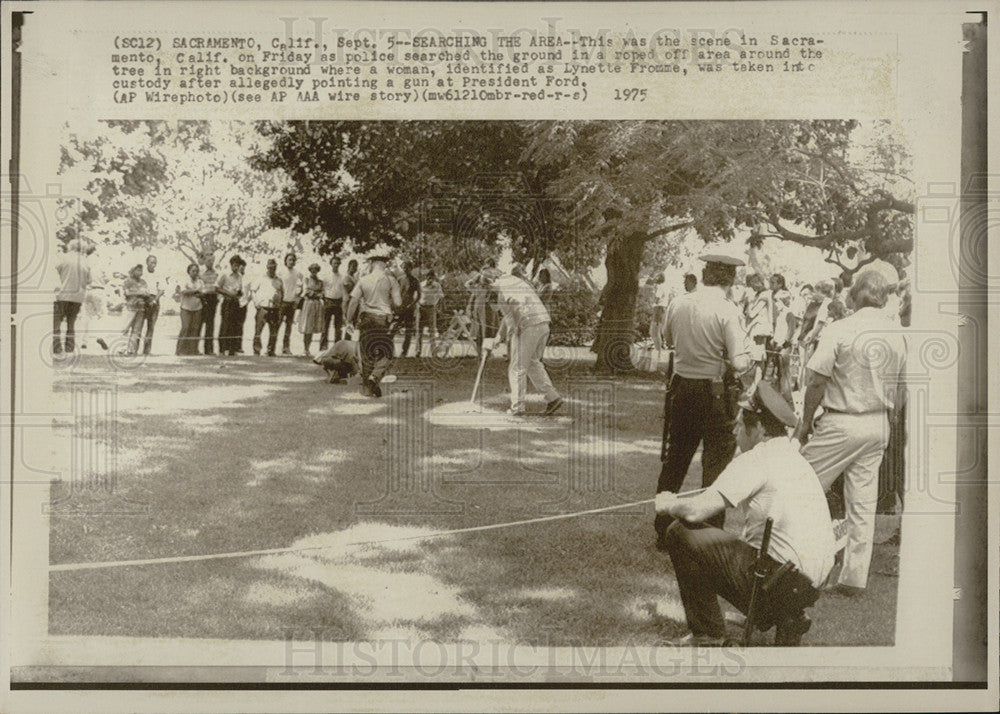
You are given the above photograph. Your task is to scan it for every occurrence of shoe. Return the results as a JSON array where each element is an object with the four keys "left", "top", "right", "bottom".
[
  {"left": 366, "top": 376, "right": 382, "bottom": 398},
  {"left": 266, "top": 352, "right": 276, "bottom": 357},
  {"left": 282, "top": 349, "right": 292, "bottom": 356},
  {"left": 543, "top": 397, "right": 564, "bottom": 416},
  {"left": 774, "top": 614, "right": 812, "bottom": 646},
  {"left": 254, "top": 350, "right": 261, "bottom": 356},
  {"left": 97, "top": 338, "right": 108, "bottom": 350},
  {"left": 506, "top": 408, "right": 526, "bottom": 417},
  {"left": 667, "top": 633, "right": 726, "bottom": 647}
]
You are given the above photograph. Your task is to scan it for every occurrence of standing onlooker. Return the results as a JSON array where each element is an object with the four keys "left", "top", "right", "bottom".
[
  {"left": 346, "top": 252, "right": 401, "bottom": 397},
  {"left": 122, "top": 264, "right": 149, "bottom": 356},
  {"left": 534, "top": 267, "right": 557, "bottom": 308},
  {"left": 234, "top": 260, "right": 250, "bottom": 354},
  {"left": 138, "top": 254, "right": 164, "bottom": 355},
  {"left": 299, "top": 263, "right": 326, "bottom": 356},
  {"left": 76, "top": 242, "right": 104, "bottom": 351},
  {"left": 320, "top": 256, "right": 347, "bottom": 350},
  {"left": 175, "top": 263, "right": 205, "bottom": 355},
  {"left": 794, "top": 271, "right": 906, "bottom": 595},
  {"left": 486, "top": 266, "right": 563, "bottom": 417},
  {"left": 216, "top": 255, "right": 245, "bottom": 356},
  {"left": 250, "top": 258, "right": 284, "bottom": 356},
  {"left": 52, "top": 238, "right": 90, "bottom": 356},
  {"left": 278, "top": 252, "right": 303, "bottom": 355},
  {"left": 650, "top": 274, "right": 674, "bottom": 352},
  {"left": 388, "top": 262, "right": 421, "bottom": 357},
  {"left": 416, "top": 268, "right": 444, "bottom": 357},
  {"left": 745, "top": 273, "right": 774, "bottom": 375},
  {"left": 465, "top": 261, "right": 496, "bottom": 356},
  {"left": 199, "top": 254, "right": 219, "bottom": 355}
]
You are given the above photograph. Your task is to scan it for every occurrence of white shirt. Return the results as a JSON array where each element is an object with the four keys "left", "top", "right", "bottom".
[
  {"left": 493, "top": 274, "right": 549, "bottom": 331},
  {"left": 279, "top": 266, "right": 303, "bottom": 303},
  {"left": 711, "top": 437, "right": 836, "bottom": 588},
  {"left": 654, "top": 282, "right": 675, "bottom": 308},
  {"left": 54, "top": 253, "right": 90, "bottom": 303},
  {"left": 807, "top": 306, "right": 907, "bottom": 413},
  {"left": 324, "top": 271, "right": 347, "bottom": 300},
  {"left": 664, "top": 285, "right": 750, "bottom": 379}
]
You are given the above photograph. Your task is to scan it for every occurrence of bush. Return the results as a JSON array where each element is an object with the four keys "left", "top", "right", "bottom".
[{"left": 547, "top": 278, "right": 600, "bottom": 346}]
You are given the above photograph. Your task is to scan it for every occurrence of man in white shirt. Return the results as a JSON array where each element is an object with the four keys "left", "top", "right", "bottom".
[
  {"left": 794, "top": 270, "right": 906, "bottom": 594},
  {"left": 320, "top": 256, "right": 348, "bottom": 350},
  {"left": 656, "top": 382, "right": 835, "bottom": 646},
  {"left": 277, "top": 252, "right": 303, "bottom": 355},
  {"left": 249, "top": 259, "right": 284, "bottom": 356},
  {"left": 138, "top": 254, "right": 164, "bottom": 355},
  {"left": 486, "top": 267, "right": 562, "bottom": 417},
  {"left": 52, "top": 238, "right": 90, "bottom": 355},
  {"left": 346, "top": 252, "right": 401, "bottom": 397}
]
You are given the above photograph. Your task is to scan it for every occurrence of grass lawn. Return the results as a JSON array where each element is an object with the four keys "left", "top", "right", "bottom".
[{"left": 48, "top": 349, "right": 899, "bottom": 647}]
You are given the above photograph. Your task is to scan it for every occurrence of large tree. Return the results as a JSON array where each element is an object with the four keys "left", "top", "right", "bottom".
[
  {"left": 522, "top": 120, "right": 914, "bottom": 371},
  {"left": 253, "top": 120, "right": 914, "bottom": 372}
]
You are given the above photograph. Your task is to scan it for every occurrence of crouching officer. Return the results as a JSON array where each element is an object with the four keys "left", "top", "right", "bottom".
[
  {"left": 655, "top": 382, "right": 836, "bottom": 646},
  {"left": 313, "top": 338, "right": 361, "bottom": 384}
]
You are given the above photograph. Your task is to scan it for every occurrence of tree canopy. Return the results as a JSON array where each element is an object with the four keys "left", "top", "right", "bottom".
[
  {"left": 59, "top": 120, "right": 289, "bottom": 264},
  {"left": 250, "top": 119, "right": 913, "bottom": 370}
]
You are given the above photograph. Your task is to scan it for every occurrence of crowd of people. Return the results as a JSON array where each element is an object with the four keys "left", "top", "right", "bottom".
[
  {"left": 51, "top": 240, "right": 564, "bottom": 412},
  {"left": 652, "top": 242, "right": 909, "bottom": 646}
]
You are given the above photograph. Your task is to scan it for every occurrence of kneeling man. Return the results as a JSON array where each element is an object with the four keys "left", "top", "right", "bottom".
[
  {"left": 655, "top": 382, "right": 835, "bottom": 646},
  {"left": 314, "top": 339, "right": 361, "bottom": 384}
]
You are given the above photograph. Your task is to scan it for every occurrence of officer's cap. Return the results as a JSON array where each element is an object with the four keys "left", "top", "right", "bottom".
[
  {"left": 698, "top": 241, "right": 746, "bottom": 267},
  {"left": 366, "top": 249, "right": 392, "bottom": 263},
  {"left": 738, "top": 381, "right": 798, "bottom": 428}
]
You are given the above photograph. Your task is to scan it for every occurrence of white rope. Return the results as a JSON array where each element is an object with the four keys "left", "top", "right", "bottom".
[{"left": 49, "top": 497, "right": 667, "bottom": 573}]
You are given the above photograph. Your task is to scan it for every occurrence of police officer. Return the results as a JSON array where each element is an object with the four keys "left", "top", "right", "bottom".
[
  {"left": 345, "top": 251, "right": 401, "bottom": 398},
  {"left": 655, "top": 243, "right": 752, "bottom": 547},
  {"left": 655, "top": 382, "right": 835, "bottom": 646}
]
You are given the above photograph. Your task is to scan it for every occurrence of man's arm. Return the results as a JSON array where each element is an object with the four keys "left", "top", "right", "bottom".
[
  {"left": 793, "top": 369, "right": 830, "bottom": 444},
  {"left": 655, "top": 490, "right": 728, "bottom": 524},
  {"left": 723, "top": 311, "right": 752, "bottom": 375}
]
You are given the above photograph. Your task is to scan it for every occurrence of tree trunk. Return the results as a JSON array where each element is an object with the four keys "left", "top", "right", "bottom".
[{"left": 593, "top": 232, "right": 647, "bottom": 373}]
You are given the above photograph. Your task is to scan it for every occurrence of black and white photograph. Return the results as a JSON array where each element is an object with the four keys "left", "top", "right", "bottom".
[{"left": 1, "top": 1, "right": 994, "bottom": 712}]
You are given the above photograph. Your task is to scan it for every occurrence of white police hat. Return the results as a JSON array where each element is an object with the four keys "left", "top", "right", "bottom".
[{"left": 698, "top": 242, "right": 746, "bottom": 267}]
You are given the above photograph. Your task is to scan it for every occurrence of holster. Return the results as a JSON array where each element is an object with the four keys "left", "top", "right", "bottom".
[{"left": 754, "top": 560, "right": 820, "bottom": 630}]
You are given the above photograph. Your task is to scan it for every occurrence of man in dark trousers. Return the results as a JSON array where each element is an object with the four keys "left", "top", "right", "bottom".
[
  {"left": 655, "top": 243, "right": 751, "bottom": 548},
  {"left": 655, "top": 382, "right": 834, "bottom": 646},
  {"left": 199, "top": 253, "right": 219, "bottom": 355},
  {"left": 346, "top": 251, "right": 401, "bottom": 397},
  {"left": 388, "top": 262, "right": 421, "bottom": 357}
]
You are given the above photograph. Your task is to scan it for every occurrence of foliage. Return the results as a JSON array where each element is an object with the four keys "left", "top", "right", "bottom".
[
  {"left": 547, "top": 278, "right": 601, "bottom": 346},
  {"left": 58, "top": 121, "right": 289, "bottom": 263}
]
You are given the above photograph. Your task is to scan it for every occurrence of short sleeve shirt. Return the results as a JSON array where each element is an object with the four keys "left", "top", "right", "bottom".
[
  {"left": 664, "top": 285, "right": 750, "bottom": 379},
  {"left": 806, "top": 307, "right": 906, "bottom": 413},
  {"left": 351, "top": 268, "right": 400, "bottom": 317},
  {"left": 494, "top": 275, "right": 550, "bottom": 331},
  {"left": 180, "top": 278, "right": 205, "bottom": 311},
  {"left": 279, "top": 267, "right": 303, "bottom": 303},
  {"left": 710, "top": 437, "right": 836, "bottom": 587},
  {"left": 55, "top": 254, "right": 90, "bottom": 303}
]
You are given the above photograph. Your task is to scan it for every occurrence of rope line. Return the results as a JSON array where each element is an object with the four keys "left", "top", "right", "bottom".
[{"left": 49, "top": 497, "right": 661, "bottom": 573}]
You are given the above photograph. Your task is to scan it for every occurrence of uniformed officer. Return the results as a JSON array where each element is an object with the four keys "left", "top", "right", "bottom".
[
  {"left": 654, "top": 243, "right": 752, "bottom": 547},
  {"left": 345, "top": 251, "right": 401, "bottom": 397},
  {"left": 655, "top": 382, "right": 835, "bottom": 646}
]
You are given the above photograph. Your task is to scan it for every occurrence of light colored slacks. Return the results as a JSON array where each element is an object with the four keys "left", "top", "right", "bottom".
[
  {"left": 508, "top": 322, "right": 559, "bottom": 412},
  {"left": 800, "top": 410, "right": 889, "bottom": 588}
]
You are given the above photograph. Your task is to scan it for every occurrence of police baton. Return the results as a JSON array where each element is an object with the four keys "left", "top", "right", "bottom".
[{"left": 743, "top": 516, "right": 774, "bottom": 646}]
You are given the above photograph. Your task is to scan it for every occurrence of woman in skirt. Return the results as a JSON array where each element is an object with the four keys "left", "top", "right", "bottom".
[{"left": 298, "top": 263, "right": 326, "bottom": 356}]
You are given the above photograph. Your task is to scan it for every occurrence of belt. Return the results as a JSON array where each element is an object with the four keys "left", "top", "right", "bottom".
[{"left": 823, "top": 407, "right": 887, "bottom": 415}]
